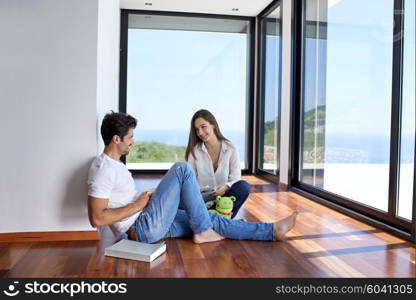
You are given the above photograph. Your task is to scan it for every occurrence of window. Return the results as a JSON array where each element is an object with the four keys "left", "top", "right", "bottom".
[
  {"left": 299, "top": 0, "right": 394, "bottom": 211},
  {"left": 293, "top": 0, "right": 414, "bottom": 234},
  {"left": 397, "top": 0, "right": 415, "bottom": 220},
  {"left": 121, "top": 12, "right": 253, "bottom": 170},
  {"left": 258, "top": 4, "right": 282, "bottom": 175}
]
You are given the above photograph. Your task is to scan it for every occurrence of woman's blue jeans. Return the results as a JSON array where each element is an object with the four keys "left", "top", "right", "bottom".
[
  {"left": 224, "top": 180, "right": 250, "bottom": 218},
  {"left": 131, "top": 162, "right": 274, "bottom": 243}
]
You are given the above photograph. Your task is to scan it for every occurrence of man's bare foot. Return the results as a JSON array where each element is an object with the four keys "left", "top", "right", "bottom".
[
  {"left": 193, "top": 229, "right": 225, "bottom": 244},
  {"left": 273, "top": 211, "right": 298, "bottom": 241}
]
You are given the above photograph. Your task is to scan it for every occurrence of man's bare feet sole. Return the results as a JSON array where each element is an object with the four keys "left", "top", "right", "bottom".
[
  {"left": 193, "top": 229, "right": 225, "bottom": 244},
  {"left": 273, "top": 211, "right": 298, "bottom": 241}
]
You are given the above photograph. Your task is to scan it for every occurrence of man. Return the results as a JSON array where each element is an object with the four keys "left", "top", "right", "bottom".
[{"left": 87, "top": 112, "right": 297, "bottom": 244}]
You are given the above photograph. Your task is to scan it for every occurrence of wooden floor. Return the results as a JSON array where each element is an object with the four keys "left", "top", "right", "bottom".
[{"left": 1, "top": 175, "right": 415, "bottom": 278}]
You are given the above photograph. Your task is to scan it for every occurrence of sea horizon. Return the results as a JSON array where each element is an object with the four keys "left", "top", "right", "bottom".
[{"left": 134, "top": 129, "right": 414, "bottom": 164}]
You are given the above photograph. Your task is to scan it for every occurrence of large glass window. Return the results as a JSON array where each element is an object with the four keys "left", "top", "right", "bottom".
[
  {"left": 300, "top": 0, "right": 394, "bottom": 211},
  {"left": 124, "top": 14, "right": 251, "bottom": 170},
  {"left": 259, "top": 5, "right": 282, "bottom": 174},
  {"left": 398, "top": 0, "right": 415, "bottom": 220}
]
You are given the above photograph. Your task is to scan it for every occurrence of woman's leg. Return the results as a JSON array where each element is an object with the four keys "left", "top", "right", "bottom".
[
  {"left": 224, "top": 180, "right": 250, "bottom": 218},
  {"left": 133, "top": 162, "right": 213, "bottom": 243}
]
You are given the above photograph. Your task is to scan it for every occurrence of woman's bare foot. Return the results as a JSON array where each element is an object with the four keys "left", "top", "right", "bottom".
[
  {"left": 273, "top": 211, "right": 298, "bottom": 241},
  {"left": 193, "top": 229, "right": 225, "bottom": 244}
]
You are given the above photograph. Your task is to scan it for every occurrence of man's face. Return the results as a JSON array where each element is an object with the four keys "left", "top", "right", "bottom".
[{"left": 118, "top": 128, "right": 135, "bottom": 155}]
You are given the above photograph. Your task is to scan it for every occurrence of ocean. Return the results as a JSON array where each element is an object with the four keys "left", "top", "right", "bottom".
[
  {"left": 134, "top": 129, "right": 247, "bottom": 158},
  {"left": 134, "top": 129, "right": 414, "bottom": 164}
]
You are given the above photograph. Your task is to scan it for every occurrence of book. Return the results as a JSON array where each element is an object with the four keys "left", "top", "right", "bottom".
[
  {"left": 200, "top": 186, "right": 216, "bottom": 196},
  {"left": 200, "top": 186, "right": 216, "bottom": 207},
  {"left": 104, "top": 239, "right": 166, "bottom": 262}
]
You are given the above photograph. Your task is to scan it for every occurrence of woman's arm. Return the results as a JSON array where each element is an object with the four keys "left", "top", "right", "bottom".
[
  {"left": 212, "top": 146, "right": 241, "bottom": 196},
  {"left": 226, "top": 146, "right": 241, "bottom": 187}
]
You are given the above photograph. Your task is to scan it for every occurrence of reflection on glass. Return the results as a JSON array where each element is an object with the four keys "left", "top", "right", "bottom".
[
  {"left": 261, "top": 6, "right": 281, "bottom": 174},
  {"left": 125, "top": 15, "right": 250, "bottom": 170},
  {"left": 397, "top": 0, "right": 415, "bottom": 220},
  {"left": 301, "top": 0, "right": 394, "bottom": 211}
]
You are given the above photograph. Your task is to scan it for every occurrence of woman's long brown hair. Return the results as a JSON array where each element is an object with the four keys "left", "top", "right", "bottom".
[{"left": 185, "top": 109, "right": 229, "bottom": 160}]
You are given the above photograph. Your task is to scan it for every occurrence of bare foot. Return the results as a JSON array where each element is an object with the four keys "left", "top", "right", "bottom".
[
  {"left": 193, "top": 229, "right": 225, "bottom": 244},
  {"left": 273, "top": 210, "right": 298, "bottom": 241}
]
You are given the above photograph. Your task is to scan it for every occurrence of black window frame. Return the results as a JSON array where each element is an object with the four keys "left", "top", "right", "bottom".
[
  {"left": 290, "top": 0, "right": 415, "bottom": 242},
  {"left": 255, "top": 0, "right": 284, "bottom": 184},
  {"left": 118, "top": 3, "right": 415, "bottom": 244},
  {"left": 413, "top": 139, "right": 416, "bottom": 243},
  {"left": 119, "top": 9, "right": 255, "bottom": 175}
]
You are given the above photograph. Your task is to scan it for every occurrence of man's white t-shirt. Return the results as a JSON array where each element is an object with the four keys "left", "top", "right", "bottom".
[{"left": 87, "top": 153, "right": 140, "bottom": 236}]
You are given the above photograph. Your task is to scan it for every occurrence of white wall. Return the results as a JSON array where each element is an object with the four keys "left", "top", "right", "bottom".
[
  {"left": 0, "top": 0, "right": 287, "bottom": 233},
  {"left": 0, "top": 0, "right": 113, "bottom": 233},
  {"left": 97, "top": 0, "right": 120, "bottom": 154},
  {"left": 279, "top": 0, "right": 293, "bottom": 185}
]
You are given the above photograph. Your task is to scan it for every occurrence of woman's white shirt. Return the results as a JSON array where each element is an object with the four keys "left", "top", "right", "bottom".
[{"left": 187, "top": 140, "right": 241, "bottom": 189}]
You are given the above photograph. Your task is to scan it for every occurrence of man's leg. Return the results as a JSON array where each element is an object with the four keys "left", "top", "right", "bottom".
[
  {"left": 209, "top": 211, "right": 298, "bottom": 241},
  {"left": 165, "top": 210, "right": 194, "bottom": 238},
  {"left": 169, "top": 211, "right": 274, "bottom": 241},
  {"left": 132, "top": 162, "right": 217, "bottom": 243},
  {"left": 169, "top": 210, "right": 298, "bottom": 242},
  {"left": 210, "top": 212, "right": 273, "bottom": 240},
  {"left": 224, "top": 180, "right": 250, "bottom": 218}
]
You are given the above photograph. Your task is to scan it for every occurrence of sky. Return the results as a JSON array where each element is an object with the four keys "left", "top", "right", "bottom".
[
  {"left": 302, "top": 0, "right": 414, "bottom": 162},
  {"left": 125, "top": 0, "right": 414, "bottom": 157},
  {"left": 127, "top": 29, "right": 248, "bottom": 132},
  {"left": 264, "top": 34, "right": 280, "bottom": 122}
]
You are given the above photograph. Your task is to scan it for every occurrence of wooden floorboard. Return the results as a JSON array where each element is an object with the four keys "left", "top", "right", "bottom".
[
  {"left": 0, "top": 175, "right": 414, "bottom": 278},
  {"left": 0, "top": 231, "right": 99, "bottom": 243}
]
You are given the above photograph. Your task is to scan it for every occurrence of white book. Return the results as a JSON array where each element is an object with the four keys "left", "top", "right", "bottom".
[
  {"left": 200, "top": 186, "right": 216, "bottom": 207},
  {"left": 104, "top": 239, "right": 166, "bottom": 262},
  {"left": 200, "top": 186, "right": 215, "bottom": 196}
]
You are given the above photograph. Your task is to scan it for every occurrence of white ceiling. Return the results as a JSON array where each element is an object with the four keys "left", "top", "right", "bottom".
[{"left": 120, "top": 0, "right": 274, "bottom": 17}]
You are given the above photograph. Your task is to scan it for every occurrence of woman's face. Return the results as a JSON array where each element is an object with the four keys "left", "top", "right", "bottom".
[{"left": 194, "top": 117, "right": 216, "bottom": 143}]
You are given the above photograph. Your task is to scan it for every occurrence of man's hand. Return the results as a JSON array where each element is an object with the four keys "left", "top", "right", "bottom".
[
  {"left": 212, "top": 185, "right": 229, "bottom": 196},
  {"left": 88, "top": 192, "right": 151, "bottom": 228},
  {"left": 134, "top": 191, "right": 151, "bottom": 210}
]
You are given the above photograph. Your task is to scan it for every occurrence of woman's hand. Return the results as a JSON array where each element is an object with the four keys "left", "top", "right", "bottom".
[{"left": 212, "top": 185, "right": 229, "bottom": 196}]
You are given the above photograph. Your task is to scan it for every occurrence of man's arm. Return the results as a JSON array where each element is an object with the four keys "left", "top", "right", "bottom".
[{"left": 87, "top": 192, "right": 150, "bottom": 227}]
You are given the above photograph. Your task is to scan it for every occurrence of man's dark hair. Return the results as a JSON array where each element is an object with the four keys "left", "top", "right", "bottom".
[{"left": 101, "top": 111, "right": 137, "bottom": 146}]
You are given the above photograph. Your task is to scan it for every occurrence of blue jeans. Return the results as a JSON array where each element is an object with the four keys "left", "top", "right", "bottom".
[
  {"left": 131, "top": 162, "right": 274, "bottom": 243},
  {"left": 224, "top": 180, "right": 250, "bottom": 218}
]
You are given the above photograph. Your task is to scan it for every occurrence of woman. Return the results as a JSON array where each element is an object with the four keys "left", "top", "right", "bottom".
[{"left": 185, "top": 109, "right": 250, "bottom": 219}]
